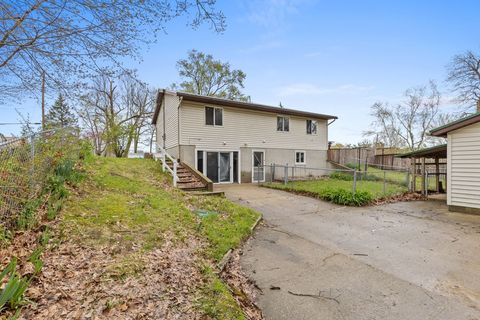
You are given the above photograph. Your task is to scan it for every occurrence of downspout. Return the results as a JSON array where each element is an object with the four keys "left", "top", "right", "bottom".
[
  {"left": 162, "top": 90, "right": 166, "bottom": 149},
  {"left": 327, "top": 118, "right": 337, "bottom": 161},
  {"left": 177, "top": 95, "right": 183, "bottom": 160}
]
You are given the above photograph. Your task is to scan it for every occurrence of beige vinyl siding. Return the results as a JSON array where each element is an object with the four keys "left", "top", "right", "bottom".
[
  {"left": 448, "top": 122, "right": 480, "bottom": 209},
  {"left": 155, "top": 93, "right": 180, "bottom": 151},
  {"left": 179, "top": 101, "right": 328, "bottom": 151}
]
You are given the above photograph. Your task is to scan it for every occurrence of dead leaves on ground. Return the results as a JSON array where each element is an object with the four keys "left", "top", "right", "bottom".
[{"left": 21, "top": 235, "right": 207, "bottom": 319}]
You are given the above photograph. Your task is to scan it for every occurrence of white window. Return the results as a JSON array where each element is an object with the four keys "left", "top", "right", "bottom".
[
  {"left": 205, "top": 106, "right": 223, "bottom": 126},
  {"left": 295, "top": 151, "right": 306, "bottom": 164},
  {"left": 306, "top": 120, "right": 317, "bottom": 135},
  {"left": 277, "top": 116, "right": 289, "bottom": 132}
]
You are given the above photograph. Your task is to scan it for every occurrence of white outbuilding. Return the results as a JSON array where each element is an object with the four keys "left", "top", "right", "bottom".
[{"left": 431, "top": 112, "right": 480, "bottom": 214}]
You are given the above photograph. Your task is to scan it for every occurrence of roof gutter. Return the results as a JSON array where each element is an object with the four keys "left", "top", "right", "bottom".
[{"left": 327, "top": 118, "right": 337, "bottom": 126}]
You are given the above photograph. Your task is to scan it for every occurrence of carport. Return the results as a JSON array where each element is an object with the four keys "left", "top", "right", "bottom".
[{"left": 397, "top": 144, "right": 447, "bottom": 196}]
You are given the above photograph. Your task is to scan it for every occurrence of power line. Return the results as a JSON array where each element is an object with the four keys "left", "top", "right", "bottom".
[{"left": 0, "top": 122, "right": 41, "bottom": 126}]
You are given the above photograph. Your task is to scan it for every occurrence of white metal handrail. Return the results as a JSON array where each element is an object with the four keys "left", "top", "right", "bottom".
[{"left": 154, "top": 146, "right": 178, "bottom": 187}]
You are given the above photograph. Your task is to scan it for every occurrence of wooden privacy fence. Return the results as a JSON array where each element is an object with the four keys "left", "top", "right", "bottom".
[{"left": 328, "top": 147, "right": 411, "bottom": 169}]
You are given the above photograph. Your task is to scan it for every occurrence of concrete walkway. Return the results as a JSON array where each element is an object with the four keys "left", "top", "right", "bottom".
[{"left": 217, "top": 184, "right": 480, "bottom": 320}]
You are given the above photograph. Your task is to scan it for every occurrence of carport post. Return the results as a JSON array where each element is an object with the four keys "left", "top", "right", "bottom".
[
  {"left": 383, "top": 171, "right": 386, "bottom": 195},
  {"left": 421, "top": 157, "right": 426, "bottom": 196},
  {"left": 406, "top": 171, "right": 411, "bottom": 192},
  {"left": 352, "top": 169, "right": 357, "bottom": 193}
]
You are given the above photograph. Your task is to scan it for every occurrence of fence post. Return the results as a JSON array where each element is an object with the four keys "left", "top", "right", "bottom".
[
  {"left": 272, "top": 163, "right": 276, "bottom": 182},
  {"left": 383, "top": 171, "right": 386, "bottom": 195},
  {"left": 352, "top": 169, "right": 357, "bottom": 193},
  {"left": 425, "top": 170, "right": 428, "bottom": 197},
  {"left": 29, "top": 134, "right": 35, "bottom": 190},
  {"left": 284, "top": 164, "right": 288, "bottom": 185},
  {"left": 173, "top": 161, "right": 178, "bottom": 187},
  {"left": 161, "top": 152, "right": 166, "bottom": 172}
]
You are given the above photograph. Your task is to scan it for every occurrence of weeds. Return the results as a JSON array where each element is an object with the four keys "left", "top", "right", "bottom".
[
  {"left": 0, "top": 258, "right": 30, "bottom": 313},
  {"left": 322, "top": 189, "right": 373, "bottom": 206}
]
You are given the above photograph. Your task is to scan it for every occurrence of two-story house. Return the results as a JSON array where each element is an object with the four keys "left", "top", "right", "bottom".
[{"left": 152, "top": 90, "right": 337, "bottom": 184}]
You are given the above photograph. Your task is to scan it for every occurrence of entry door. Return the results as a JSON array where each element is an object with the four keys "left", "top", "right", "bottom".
[
  {"left": 252, "top": 151, "right": 265, "bottom": 182},
  {"left": 219, "top": 152, "right": 231, "bottom": 183}
]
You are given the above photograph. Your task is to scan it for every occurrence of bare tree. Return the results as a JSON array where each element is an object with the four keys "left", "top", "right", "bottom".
[
  {"left": 364, "top": 102, "right": 404, "bottom": 148},
  {"left": 447, "top": 50, "right": 480, "bottom": 113},
  {"left": 365, "top": 81, "right": 447, "bottom": 150},
  {"left": 78, "top": 96, "right": 106, "bottom": 156},
  {"left": 0, "top": 0, "right": 225, "bottom": 101},
  {"left": 78, "top": 71, "right": 155, "bottom": 157},
  {"left": 121, "top": 77, "right": 156, "bottom": 154}
]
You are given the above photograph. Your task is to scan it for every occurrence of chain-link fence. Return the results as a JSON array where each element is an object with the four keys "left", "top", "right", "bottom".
[
  {"left": 254, "top": 162, "right": 411, "bottom": 196},
  {"left": 0, "top": 128, "right": 82, "bottom": 230}
]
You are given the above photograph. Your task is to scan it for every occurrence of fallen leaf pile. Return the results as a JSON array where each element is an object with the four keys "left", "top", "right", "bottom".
[
  {"left": 221, "top": 250, "right": 263, "bottom": 320},
  {"left": 20, "top": 235, "right": 206, "bottom": 319}
]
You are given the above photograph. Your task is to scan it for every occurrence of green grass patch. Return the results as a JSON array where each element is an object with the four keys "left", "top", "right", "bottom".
[
  {"left": 62, "top": 157, "right": 195, "bottom": 250},
  {"left": 264, "top": 176, "right": 408, "bottom": 206},
  {"left": 59, "top": 157, "right": 261, "bottom": 318},
  {"left": 199, "top": 266, "right": 246, "bottom": 320},
  {"left": 189, "top": 196, "right": 260, "bottom": 262}
]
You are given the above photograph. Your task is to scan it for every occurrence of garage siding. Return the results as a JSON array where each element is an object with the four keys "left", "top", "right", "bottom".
[{"left": 448, "top": 122, "right": 480, "bottom": 209}]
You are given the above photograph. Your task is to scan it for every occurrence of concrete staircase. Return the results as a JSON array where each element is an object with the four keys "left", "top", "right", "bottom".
[{"left": 165, "top": 160, "right": 209, "bottom": 191}]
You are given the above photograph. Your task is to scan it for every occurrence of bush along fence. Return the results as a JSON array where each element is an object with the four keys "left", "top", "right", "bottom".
[
  {"left": 258, "top": 163, "right": 411, "bottom": 206},
  {"left": 0, "top": 128, "right": 90, "bottom": 315}
]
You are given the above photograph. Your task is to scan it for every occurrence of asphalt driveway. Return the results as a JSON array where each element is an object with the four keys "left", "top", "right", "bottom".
[{"left": 217, "top": 184, "right": 480, "bottom": 320}]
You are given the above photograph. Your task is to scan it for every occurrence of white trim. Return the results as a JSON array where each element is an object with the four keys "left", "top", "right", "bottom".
[
  {"left": 276, "top": 115, "right": 290, "bottom": 133},
  {"left": 252, "top": 149, "right": 266, "bottom": 182},
  {"left": 195, "top": 148, "right": 241, "bottom": 184},
  {"left": 295, "top": 150, "right": 306, "bottom": 165},
  {"left": 447, "top": 134, "right": 452, "bottom": 205}
]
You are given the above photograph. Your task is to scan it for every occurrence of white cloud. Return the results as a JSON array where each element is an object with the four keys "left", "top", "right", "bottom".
[
  {"left": 278, "top": 83, "right": 375, "bottom": 96},
  {"left": 244, "top": 0, "right": 312, "bottom": 28}
]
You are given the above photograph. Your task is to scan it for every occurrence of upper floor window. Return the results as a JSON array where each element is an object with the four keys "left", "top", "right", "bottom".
[
  {"left": 205, "top": 107, "right": 223, "bottom": 126},
  {"left": 277, "top": 116, "right": 289, "bottom": 132},
  {"left": 306, "top": 120, "right": 317, "bottom": 135}
]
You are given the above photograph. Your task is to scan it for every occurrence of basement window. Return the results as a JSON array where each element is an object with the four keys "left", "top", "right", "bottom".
[
  {"left": 277, "top": 116, "right": 289, "bottom": 132},
  {"left": 205, "top": 106, "right": 223, "bottom": 126},
  {"left": 295, "top": 151, "right": 306, "bottom": 165}
]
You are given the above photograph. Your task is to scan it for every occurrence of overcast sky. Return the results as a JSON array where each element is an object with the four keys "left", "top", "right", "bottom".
[{"left": 2, "top": 0, "right": 479, "bottom": 142}]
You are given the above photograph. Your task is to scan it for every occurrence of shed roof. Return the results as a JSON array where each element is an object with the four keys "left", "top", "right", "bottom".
[
  {"left": 430, "top": 112, "right": 480, "bottom": 137},
  {"left": 152, "top": 90, "right": 337, "bottom": 124},
  {"left": 396, "top": 144, "right": 447, "bottom": 159}
]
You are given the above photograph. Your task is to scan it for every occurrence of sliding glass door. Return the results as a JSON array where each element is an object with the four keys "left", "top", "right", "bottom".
[
  {"left": 199, "top": 151, "right": 237, "bottom": 183},
  {"left": 219, "top": 152, "right": 231, "bottom": 183},
  {"left": 206, "top": 152, "right": 219, "bottom": 182}
]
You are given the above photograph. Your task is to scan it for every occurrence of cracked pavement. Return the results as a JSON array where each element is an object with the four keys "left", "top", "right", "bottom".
[{"left": 217, "top": 184, "right": 480, "bottom": 320}]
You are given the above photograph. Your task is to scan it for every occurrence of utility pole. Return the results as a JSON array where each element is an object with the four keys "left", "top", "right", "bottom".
[{"left": 41, "top": 71, "right": 46, "bottom": 130}]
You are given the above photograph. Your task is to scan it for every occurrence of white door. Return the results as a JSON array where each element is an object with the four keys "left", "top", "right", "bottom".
[{"left": 252, "top": 151, "right": 265, "bottom": 182}]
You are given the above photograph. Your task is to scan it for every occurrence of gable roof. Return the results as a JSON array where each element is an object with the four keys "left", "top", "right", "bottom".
[
  {"left": 152, "top": 90, "right": 337, "bottom": 124},
  {"left": 430, "top": 112, "right": 480, "bottom": 137}
]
